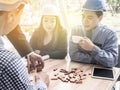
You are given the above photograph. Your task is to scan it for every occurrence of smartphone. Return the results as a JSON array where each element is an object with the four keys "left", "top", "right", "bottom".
[{"left": 92, "top": 67, "right": 114, "bottom": 81}]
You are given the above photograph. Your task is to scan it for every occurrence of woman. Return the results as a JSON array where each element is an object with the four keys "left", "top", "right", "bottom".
[{"left": 30, "top": 4, "right": 67, "bottom": 59}]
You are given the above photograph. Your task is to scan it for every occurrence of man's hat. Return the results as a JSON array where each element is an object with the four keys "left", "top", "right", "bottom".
[
  {"left": 82, "top": 0, "right": 106, "bottom": 11},
  {"left": 0, "top": 0, "right": 29, "bottom": 11}
]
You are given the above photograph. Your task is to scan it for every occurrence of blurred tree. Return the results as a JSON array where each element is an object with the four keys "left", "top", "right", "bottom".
[{"left": 106, "top": 0, "right": 120, "bottom": 15}]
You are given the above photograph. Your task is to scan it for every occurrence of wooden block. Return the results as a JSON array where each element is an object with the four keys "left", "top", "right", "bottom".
[
  {"left": 88, "top": 73, "right": 91, "bottom": 75},
  {"left": 51, "top": 77, "right": 58, "bottom": 80},
  {"left": 83, "top": 74, "right": 87, "bottom": 76},
  {"left": 53, "top": 68, "right": 58, "bottom": 71},
  {"left": 76, "top": 80, "right": 82, "bottom": 84},
  {"left": 70, "top": 78, "right": 76, "bottom": 83},
  {"left": 51, "top": 68, "right": 86, "bottom": 84},
  {"left": 81, "top": 76, "right": 86, "bottom": 80}
]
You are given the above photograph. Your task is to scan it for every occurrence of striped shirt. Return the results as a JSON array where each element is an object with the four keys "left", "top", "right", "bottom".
[
  {"left": 0, "top": 47, "right": 47, "bottom": 90},
  {"left": 70, "top": 24, "right": 118, "bottom": 67}
]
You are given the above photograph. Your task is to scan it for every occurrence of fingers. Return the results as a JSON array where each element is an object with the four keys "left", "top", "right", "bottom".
[
  {"left": 29, "top": 73, "right": 35, "bottom": 84},
  {"left": 36, "top": 55, "right": 44, "bottom": 68},
  {"left": 29, "top": 54, "right": 36, "bottom": 70},
  {"left": 27, "top": 52, "right": 45, "bottom": 73},
  {"left": 27, "top": 55, "right": 31, "bottom": 73},
  {"left": 79, "top": 37, "right": 89, "bottom": 45},
  {"left": 79, "top": 37, "right": 88, "bottom": 48},
  {"left": 36, "top": 72, "right": 50, "bottom": 87},
  {"left": 36, "top": 64, "right": 43, "bottom": 72},
  {"left": 79, "top": 39, "right": 84, "bottom": 47},
  {"left": 45, "top": 74, "right": 50, "bottom": 86},
  {"left": 35, "top": 75, "right": 40, "bottom": 82}
]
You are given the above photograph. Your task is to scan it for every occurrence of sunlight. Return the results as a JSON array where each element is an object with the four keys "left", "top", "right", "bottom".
[{"left": 20, "top": 4, "right": 33, "bottom": 26}]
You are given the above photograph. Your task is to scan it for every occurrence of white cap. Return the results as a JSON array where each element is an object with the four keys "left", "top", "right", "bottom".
[
  {"left": 41, "top": 4, "right": 59, "bottom": 16},
  {"left": 0, "top": 0, "right": 29, "bottom": 11}
]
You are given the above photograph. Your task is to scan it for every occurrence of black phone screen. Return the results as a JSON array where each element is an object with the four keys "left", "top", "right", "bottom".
[{"left": 93, "top": 67, "right": 114, "bottom": 80}]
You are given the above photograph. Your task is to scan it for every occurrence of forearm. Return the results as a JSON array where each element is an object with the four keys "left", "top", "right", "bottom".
[
  {"left": 92, "top": 45, "right": 118, "bottom": 67},
  {"left": 7, "top": 25, "right": 33, "bottom": 57},
  {"left": 70, "top": 42, "right": 93, "bottom": 63}
]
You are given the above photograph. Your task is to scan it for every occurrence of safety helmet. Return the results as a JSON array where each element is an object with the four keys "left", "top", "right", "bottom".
[
  {"left": 82, "top": 0, "right": 106, "bottom": 11},
  {"left": 41, "top": 4, "right": 59, "bottom": 16},
  {"left": 0, "top": 0, "right": 29, "bottom": 11}
]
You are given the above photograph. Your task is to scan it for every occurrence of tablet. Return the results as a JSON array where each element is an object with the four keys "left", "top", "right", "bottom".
[{"left": 92, "top": 67, "right": 114, "bottom": 80}]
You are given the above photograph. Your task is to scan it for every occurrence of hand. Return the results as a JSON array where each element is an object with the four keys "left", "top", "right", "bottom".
[
  {"left": 29, "top": 73, "right": 36, "bottom": 84},
  {"left": 35, "top": 72, "right": 50, "bottom": 87},
  {"left": 79, "top": 37, "right": 94, "bottom": 51},
  {"left": 27, "top": 52, "right": 44, "bottom": 73}
]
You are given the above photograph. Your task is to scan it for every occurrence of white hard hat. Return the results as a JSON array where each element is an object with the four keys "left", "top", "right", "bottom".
[
  {"left": 0, "top": 0, "right": 29, "bottom": 11},
  {"left": 82, "top": 0, "right": 106, "bottom": 11},
  {"left": 41, "top": 4, "right": 59, "bottom": 16}
]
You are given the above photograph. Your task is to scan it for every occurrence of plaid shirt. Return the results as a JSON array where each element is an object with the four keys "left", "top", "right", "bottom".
[{"left": 0, "top": 47, "right": 47, "bottom": 90}]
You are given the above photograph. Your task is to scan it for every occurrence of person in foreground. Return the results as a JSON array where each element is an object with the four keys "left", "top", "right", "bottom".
[
  {"left": 0, "top": 0, "right": 49, "bottom": 90},
  {"left": 70, "top": 0, "right": 118, "bottom": 67},
  {"left": 30, "top": 4, "right": 67, "bottom": 59}
]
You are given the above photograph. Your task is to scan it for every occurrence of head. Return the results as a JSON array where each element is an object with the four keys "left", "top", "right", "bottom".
[
  {"left": 0, "top": 0, "right": 29, "bottom": 35},
  {"left": 42, "top": 16, "right": 57, "bottom": 33},
  {"left": 40, "top": 4, "right": 60, "bottom": 33},
  {"left": 82, "top": 0, "right": 105, "bottom": 31},
  {"left": 37, "top": 4, "right": 63, "bottom": 45}
]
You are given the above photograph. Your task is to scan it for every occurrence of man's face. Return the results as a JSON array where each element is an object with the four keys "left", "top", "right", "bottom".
[
  {"left": 0, "top": 5, "right": 24, "bottom": 35},
  {"left": 82, "top": 10, "right": 102, "bottom": 31}
]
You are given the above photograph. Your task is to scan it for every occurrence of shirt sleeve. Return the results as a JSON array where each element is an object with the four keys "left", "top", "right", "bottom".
[
  {"left": 35, "top": 81, "right": 47, "bottom": 90},
  {"left": 91, "top": 32, "right": 118, "bottom": 67},
  {"left": 7, "top": 25, "right": 33, "bottom": 57},
  {"left": 70, "top": 40, "right": 93, "bottom": 63}
]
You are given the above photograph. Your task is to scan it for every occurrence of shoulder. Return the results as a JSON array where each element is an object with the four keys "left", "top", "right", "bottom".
[
  {"left": 98, "top": 24, "right": 118, "bottom": 43},
  {"left": 99, "top": 24, "right": 116, "bottom": 35}
]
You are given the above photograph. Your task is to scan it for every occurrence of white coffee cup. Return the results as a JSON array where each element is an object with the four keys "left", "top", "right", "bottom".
[{"left": 72, "top": 35, "right": 83, "bottom": 44}]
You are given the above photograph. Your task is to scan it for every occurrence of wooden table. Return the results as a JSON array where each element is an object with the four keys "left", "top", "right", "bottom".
[{"left": 43, "top": 59, "right": 120, "bottom": 90}]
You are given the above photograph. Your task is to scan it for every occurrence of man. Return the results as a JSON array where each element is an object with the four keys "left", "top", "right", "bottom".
[
  {"left": 70, "top": 0, "right": 118, "bottom": 67},
  {"left": 0, "top": 2, "right": 32, "bottom": 57},
  {"left": 0, "top": 0, "right": 49, "bottom": 89}
]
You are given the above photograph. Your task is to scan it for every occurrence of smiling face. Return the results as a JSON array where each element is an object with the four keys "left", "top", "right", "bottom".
[
  {"left": 82, "top": 10, "right": 103, "bottom": 31},
  {"left": 42, "top": 15, "right": 57, "bottom": 33},
  {"left": 0, "top": 4, "right": 24, "bottom": 35}
]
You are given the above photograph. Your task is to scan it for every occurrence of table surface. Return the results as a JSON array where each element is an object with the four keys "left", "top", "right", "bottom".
[{"left": 43, "top": 59, "right": 120, "bottom": 90}]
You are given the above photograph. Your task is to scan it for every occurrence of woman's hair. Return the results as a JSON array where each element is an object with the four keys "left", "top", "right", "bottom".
[{"left": 36, "top": 15, "right": 64, "bottom": 47}]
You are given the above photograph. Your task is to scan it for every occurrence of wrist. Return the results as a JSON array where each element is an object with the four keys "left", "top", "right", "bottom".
[
  {"left": 91, "top": 45, "right": 100, "bottom": 56},
  {"left": 35, "top": 80, "right": 47, "bottom": 89},
  {"left": 25, "top": 52, "right": 34, "bottom": 59}
]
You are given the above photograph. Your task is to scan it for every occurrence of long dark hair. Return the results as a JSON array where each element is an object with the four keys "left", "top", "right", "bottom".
[{"left": 36, "top": 15, "right": 64, "bottom": 47}]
